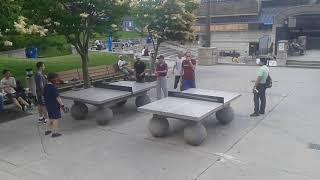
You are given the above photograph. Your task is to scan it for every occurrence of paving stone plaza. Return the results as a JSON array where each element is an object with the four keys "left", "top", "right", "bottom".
[{"left": 1, "top": 64, "right": 319, "bottom": 180}]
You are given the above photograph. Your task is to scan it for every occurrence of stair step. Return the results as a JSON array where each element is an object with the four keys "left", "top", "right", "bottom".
[{"left": 286, "top": 65, "right": 320, "bottom": 69}]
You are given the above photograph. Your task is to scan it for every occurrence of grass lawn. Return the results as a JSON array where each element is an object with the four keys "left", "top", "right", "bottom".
[{"left": 0, "top": 52, "right": 118, "bottom": 84}]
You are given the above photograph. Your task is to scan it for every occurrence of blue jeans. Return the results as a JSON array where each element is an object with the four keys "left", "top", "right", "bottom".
[{"left": 181, "top": 80, "right": 196, "bottom": 91}]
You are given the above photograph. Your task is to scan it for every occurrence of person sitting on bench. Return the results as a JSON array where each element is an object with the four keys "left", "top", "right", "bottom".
[
  {"left": 0, "top": 69, "right": 31, "bottom": 111},
  {"left": 117, "top": 55, "right": 134, "bottom": 79}
]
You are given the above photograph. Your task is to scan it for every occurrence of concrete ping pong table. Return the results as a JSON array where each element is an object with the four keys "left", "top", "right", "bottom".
[
  {"left": 138, "top": 88, "right": 241, "bottom": 146},
  {"left": 61, "top": 81, "right": 157, "bottom": 125}
]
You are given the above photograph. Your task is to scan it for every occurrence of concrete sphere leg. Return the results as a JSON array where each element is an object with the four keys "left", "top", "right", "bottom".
[
  {"left": 96, "top": 107, "right": 113, "bottom": 126},
  {"left": 184, "top": 123, "right": 207, "bottom": 146},
  {"left": 71, "top": 102, "right": 88, "bottom": 120},
  {"left": 216, "top": 106, "right": 234, "bottom": 125},
  {"left": 148, "top": 115, "right": 169, "bottom": 137},
  {"left": 135, "top": 94, "right": 151, "bottom": 107}
]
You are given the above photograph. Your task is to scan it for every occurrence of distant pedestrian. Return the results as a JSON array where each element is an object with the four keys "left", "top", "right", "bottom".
[
  {"left": 250, "top": 58, "right": 269, "bottom": 117},
  {"left": 134, "top": 57, "right": 146, "bottom": 83},
  {"left": 43, "top": 72, "right": 65, "bottom": 138},
  {"left": 34, "top": 62, "right": 48, "bottom": 123},
  {"left": 181, "top": 51, "right": 196, "bottom": 91},
  {"left": 0, "top": 93, "right": 3, "bottom": 112},
  {"left": 172, "top": 51, "right": 185, "bottom": 90},
  {"left": 155, "top": 55, "right": 168, "bottom": 100}
]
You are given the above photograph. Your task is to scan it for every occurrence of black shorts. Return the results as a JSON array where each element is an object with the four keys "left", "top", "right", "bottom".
[{"left": 5, "top": 93, "right": 16, "bottom": 101}]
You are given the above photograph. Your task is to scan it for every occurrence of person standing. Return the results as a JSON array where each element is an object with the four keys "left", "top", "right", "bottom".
[
  {"left": 181, "top": 52, "right": 197, "bottom": 91},
  {"left": 34, "top": 62, "right": 48, "bottom": 123},
  {"left": 43, "top": 72, "right": 65, "bottom": 138},
  {"left": 155, "top": 55, "right": 168, "bottom": 100},
  {"left": 134, "top": 57, "right": 146, "bottom": 83},
  {"left": 250, "top": 58, "right": 269, "bottom": 117},
  {"left": 172, "top": 52, "right": 185, "bottom": 90}
]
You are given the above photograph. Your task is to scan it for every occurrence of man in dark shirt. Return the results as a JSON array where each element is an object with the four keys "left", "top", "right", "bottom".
[
  {"left": 134, "top": 57, "right": 146, "bottom": 83},
  {"left": 155, "top": 55, "right": 168, "bottom": 99},
  {"left": 34, "top": 62, "right": 48, "bottom": 123},
  {"left": 181, "top": 52, "right": 197, "bottom": 91}
]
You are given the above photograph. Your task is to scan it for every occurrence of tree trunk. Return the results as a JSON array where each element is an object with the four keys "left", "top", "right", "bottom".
[
  {"left": 151, "top": 42, "right": 161, "bottom": 71},
  {"left": 80, "top": 53, "right": 91, "bottom": 88}
]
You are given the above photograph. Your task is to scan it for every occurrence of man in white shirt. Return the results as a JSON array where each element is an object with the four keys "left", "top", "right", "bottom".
[
  {"left": 117, "top": 55, "right": 134, "bottom": 79},
  {"left": 0, "top": 70, "right": 30, "bottom": 111},
  {"left": 172, "top": 52, "right": 185, "bottom": 90}
]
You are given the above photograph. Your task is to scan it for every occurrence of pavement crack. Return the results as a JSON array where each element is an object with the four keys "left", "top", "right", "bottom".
[
  {"left": 194, "top": 93, "right": 289, "bottom": 180},
  {"left": 0, "top": 158, "right": 18, "bottom": 167}
]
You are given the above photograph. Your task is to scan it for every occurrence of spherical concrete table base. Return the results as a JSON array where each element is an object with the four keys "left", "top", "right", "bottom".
[
  {"left": 184, "top": 123, "right": 207, "bottom": 146},
  {"left": 71, "top": 102, "right": 88, "bottom": 120},
  {"left": 216, "top": 106, "right": 234, "bottom": 125},
  {"left": 96, "top": 107, "right": 113, "bottom": 126},
  {"left": 135, "top": 94, "right": 151, "bottom": 107},
  {"left": 149, "top": 115, "right": 169, "bottom": 137}
]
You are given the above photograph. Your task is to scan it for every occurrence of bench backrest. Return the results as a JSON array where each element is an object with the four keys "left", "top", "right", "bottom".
[
  {"left": 88, "top": 65, "right": 108, "bottom": 79},
  {"left": 58, "top": 69, "right": 81, "bottom": 82}
]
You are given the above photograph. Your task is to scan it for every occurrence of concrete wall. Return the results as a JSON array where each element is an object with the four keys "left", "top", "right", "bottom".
[
  {"left": 0, "top": 49, "right": 26, "bottom": 58},
  {"left": 210, "top": 30, "right": 272, "bottom": 55}
]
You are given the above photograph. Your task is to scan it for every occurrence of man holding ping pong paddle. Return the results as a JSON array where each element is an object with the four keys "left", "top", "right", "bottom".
[
  {"left": 181, "top": 51, "right": 197, "bottom": 91},
  {"left": 155, "top": 55, "right": 168, "bottom": 100}
]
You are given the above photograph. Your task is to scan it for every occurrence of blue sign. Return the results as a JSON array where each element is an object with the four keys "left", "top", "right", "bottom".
[{"left": 108, "top": 36, "right": 113, "bottom": 52}]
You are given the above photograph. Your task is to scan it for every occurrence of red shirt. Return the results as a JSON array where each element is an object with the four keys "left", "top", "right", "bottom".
[
  {"left": 156, "top": 62, "right": 168, "bottom": 77},
  {"left": 182, "top": 59, "right": 196, "bottom": 80}
]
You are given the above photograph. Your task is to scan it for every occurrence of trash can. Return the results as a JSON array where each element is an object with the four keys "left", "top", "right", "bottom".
[{"left": 25, "top": 47, "right": 38, "bottom": 59}]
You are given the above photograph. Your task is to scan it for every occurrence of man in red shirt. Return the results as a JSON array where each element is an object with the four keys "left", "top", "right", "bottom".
[
  {"left": 181, "top": 52, "right": 196, "bottom": 91},
  {"left": 155, "top": 55, "right": 168, "bottom": 99}
]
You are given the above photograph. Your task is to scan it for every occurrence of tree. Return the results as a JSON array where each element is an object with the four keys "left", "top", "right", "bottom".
[
  {"left": 131, "top": 0, "right": 199, "bottom": 69},
  {"left": 0, "top": 0, "right": 22, "bottom": 46},
  {"left": 23, "top": 0, "right": 128, "bottom": 88}
]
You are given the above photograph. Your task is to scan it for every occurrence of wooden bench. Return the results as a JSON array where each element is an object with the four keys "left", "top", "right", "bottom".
[
  {"left": 57, "top": 64, "right": 127, "bottom": 90},
  {"left": 58, "top": 69, "right": 82, "bottom": 90}
]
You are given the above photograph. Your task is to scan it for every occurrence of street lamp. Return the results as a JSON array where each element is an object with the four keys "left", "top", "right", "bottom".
[{"left": 202, "top": 0, "right": 212, "bottom": 47}]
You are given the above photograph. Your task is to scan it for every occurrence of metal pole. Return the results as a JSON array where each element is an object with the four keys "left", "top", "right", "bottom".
[{"left": 205, "top": 0, "right": 211, "bottom": 47}]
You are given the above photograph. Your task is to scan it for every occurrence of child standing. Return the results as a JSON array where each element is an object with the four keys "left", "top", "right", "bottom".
[{"left": 43, "top": 72, "right": 64, "bottom": 138}]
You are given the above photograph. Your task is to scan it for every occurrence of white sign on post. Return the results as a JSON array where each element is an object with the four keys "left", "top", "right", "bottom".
[{"left": 279, "top": 43, "right": 285, "bottom": 51}]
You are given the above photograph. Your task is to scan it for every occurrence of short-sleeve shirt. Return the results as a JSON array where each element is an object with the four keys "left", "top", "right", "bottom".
[
  {"left": 174, "top": 57, "right": 185, "bottom": 76},
  {"left": 34, "top": 72, "right": 47, "bottom": 96},
  {"left": 118, "top": 60, "right": 128, "bottom": 69},
  {"left": 44, "top": 83, "right": 60, "bottom": 111},
  {"left": 258, "top": 65, "right": 269, "bottom": 84},
  {"left": 134, "top": 61, "right": 146, "bottom": 74},
  {"left": 156, "top": 62, "right": 168, "bottom": 77},
  {"left": 182, "top": 59, "right": 196, "bottom": 80},
  {"left": 0, "top": 77, "right": 16, "bottom": 94}
]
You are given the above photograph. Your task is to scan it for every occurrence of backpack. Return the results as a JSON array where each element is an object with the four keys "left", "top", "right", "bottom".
[{"left": 266, "top": 75, "right": 272, "bottom": 88}]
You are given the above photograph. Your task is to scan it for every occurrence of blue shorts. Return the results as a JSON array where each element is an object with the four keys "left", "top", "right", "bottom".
[
  {"left": 47, "top": 106, "right": 61, "bottom": 119},
  {"left": 181, "top": 80, "right": 196, "bottom": 91}
]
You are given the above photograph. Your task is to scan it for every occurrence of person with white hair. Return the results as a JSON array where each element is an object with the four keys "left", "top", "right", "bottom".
[{"left": 117, "top": 55, "right": 134, "bottom": 79}]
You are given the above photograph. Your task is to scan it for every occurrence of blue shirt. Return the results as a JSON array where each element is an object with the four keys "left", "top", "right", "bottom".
[{"left": 44, "top": 83, "right": 60, "bottom": 111}]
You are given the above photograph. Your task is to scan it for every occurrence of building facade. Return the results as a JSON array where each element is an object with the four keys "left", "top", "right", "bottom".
[{"left": 194, "top": 0, "right": 320, "bottom": 56}]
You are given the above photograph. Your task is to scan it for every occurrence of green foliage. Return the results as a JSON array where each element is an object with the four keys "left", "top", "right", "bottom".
[
  {"left": 132, "top": 0, "right": 199, "bottom": 43},
  {"left": 131, "top": 0, "right": 199, "bottom": 68},
  {"left": 0, "top": 35, "right": 71, "bottom": 57},
  {"left": 0, "top": 52, "right": 118, "bottom": 84},
  {"left": 0, "top": 0, "right": 22, "bottom": 35},
  {"left": 23, "top": 0, "right": 129, "bottom": 87}
]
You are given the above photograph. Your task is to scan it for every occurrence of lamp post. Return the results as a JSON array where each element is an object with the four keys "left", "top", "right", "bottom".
[{"left": 205, "top": 0, "right": 211, "bottom": 47}]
